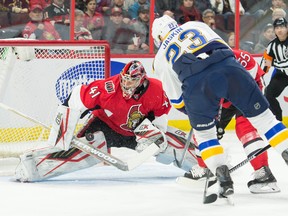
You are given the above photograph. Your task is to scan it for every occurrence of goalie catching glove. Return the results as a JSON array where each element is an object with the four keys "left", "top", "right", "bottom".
[{"left": 134, "top": 119, "right": 167, "bottom": 153}]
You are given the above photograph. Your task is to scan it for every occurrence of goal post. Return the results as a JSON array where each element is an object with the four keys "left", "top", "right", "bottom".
[{"left": 0, "top": 40, "right": 111, "bottom": 164}]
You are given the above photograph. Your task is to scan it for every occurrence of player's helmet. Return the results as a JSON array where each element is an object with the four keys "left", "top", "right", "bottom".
[
  {"left": 273, "top": 17, "right": 288, "bottom": 28},
  {"left": 152, "top": 15, "right": 178, "bottom": 48},
  {"left": 120, "top": 60, "right": 146, "bottom": 100}
]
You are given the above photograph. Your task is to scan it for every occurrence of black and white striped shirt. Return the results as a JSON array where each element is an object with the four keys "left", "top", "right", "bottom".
[{"left": 261, "top": 37, "right": 288, "bottom": 74}]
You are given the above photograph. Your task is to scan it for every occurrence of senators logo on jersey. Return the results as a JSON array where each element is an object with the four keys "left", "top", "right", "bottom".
[{"left": 120, "top": 105, "right": 144, "bottom": 131}]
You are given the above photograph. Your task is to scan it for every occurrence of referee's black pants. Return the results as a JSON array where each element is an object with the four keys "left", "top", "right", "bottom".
[{"left": 265, "top": 69, "right": 288, "bottom": 121}]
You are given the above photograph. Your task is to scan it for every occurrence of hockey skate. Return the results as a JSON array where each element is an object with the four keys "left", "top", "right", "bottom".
[
  {"left": 184, "top": 164, "right": 214, "bottom": 180},
  {"left": 247, "top": 166, "right": 280, "bottom": 194},
  {"left": 282, "top": 149, "right": 288, "bottom": 165},
  {"left": 175, "top": 164, "right": 217, "bottom": 188},
  {"left": 216, "top": 165, "right": 234, "bottom": 198},
  {"left": 15, "top": 151, "right": 42, "bottom": 182},
  {"left": 15, "top": 132, "right": 107, "bottom": 182}
]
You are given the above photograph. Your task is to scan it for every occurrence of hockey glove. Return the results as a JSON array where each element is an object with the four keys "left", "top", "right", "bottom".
[{"left": 134, "top": 119, "right": 167, "bottom": 153}]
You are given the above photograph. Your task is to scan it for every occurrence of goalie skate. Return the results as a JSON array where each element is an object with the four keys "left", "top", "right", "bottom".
[
  {"left": 247, "top": 166, "right": 280, "bottom": 194},
  {"left": 15, "top": 131, "right": 107, "bottom": 182},
  {"left": 15, "top": 152, "right": 42, "bottom": 182}
]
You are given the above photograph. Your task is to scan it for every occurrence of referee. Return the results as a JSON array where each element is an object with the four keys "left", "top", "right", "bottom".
[{"left": 261, "top": 17, "right": 288, "bottom": 121}]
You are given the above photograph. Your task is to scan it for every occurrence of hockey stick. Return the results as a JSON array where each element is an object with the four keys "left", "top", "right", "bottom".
[
  {"left": 174, "top": 100, "right": 222, "bottom": 168},
  {"left": 0, "top": 102, "right": 160, "bottom": 171},
  {"left": 71, "top": 138, "right": 159, "bottom": 171},
  {"left": 203, "top": 144, "right": 272, "bottom": 204},
  {"left": 229, "top": 144, "right": 271, "bottom": 173},
  {"left": 0, "top": 103, "right": 49, "bottom": 129},
  {"left": 173, "top": 128, "right": 193, "bottom": 168},
  {"left": 203, "top": 169, "right": 217, "bottom": 204}
]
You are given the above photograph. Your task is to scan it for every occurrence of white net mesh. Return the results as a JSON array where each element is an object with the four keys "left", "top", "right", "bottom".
[{"left": 0, "top": 41, "right": 110, "bottom": 164}]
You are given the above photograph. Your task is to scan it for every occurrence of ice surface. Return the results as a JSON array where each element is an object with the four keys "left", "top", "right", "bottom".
[{"left": 1, "top": 131, "right": 288, "bottom": 216}]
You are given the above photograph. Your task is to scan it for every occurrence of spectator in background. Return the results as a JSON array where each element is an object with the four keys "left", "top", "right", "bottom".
[
  {"left": 131, "top": 5, "right": 150, "bottom": 52},
  {"left": 211, "top": 0, "right": 245, "bottom": 15},
  {"left": 227, "top": 31, "right": 235, "bottom": 48},
  {"left": 128, "top": 0, "right": 149, "bottom": 20},
  {"left": 5, "top": 0, "right": 29, "bottom": 13},
  {"left": 227, "top": 35, "right": 255, "bottom": 55},
  {"left": 241, "top": 0, "right": 270, "bottom": 19},
  {"left": 195, "top": 0, "right": 212, "bottom": 12},
  {"left": 265, "top": 0, "right": 287, "bottom": 17},
  {"left": 74, "top": 9, "right": 93, "bottom": 40},
  {"left": 260, "top": 0, "right": 287, "bottom": 27},
  {"left": 44, "top": 0, "right": 70, "bottom": 40},
  {"left": 155, "top": 0, "right": 180, "bottom": 17},
  {"left": 202, "top": 9, "right": 227, "bottom": 41},
  {"left": 0, "top": 1, "right": 10, "bottom": 12},
  {"left": 174, "top": 0, "right": 202, "bottom": 25},
  {"left": 22, "top": 4, "right": 61, "bottom": 40},
  {"left": 258, "top": 3, "right": 287, "bottom": 32},
  {"left": 102, "top": 7, "right": 138, "bottom": 53},
  {"left": 30, "top": 0, "right": 51, "bottom": 10},
  {"left": 76, "top": 0, "right": 85, "bottom": 10},
  {"left": 272, "top": 7, "right": 287, "bottom": 21},
  {"left": 123, "top": 0, "right": 137, "bottom": 11},
  {"left": 95, "top": 0, "right": 111, "bottom": 14},
  {"left": 105, "top": 0, "right": 131, "bottom": 24},
  {"left": 83, "top": 0, "right": 105, "bottom": 40},
  {"left": 254, "top": 23, "right": 275, "bottom": 53},
  {"left": 211, "top": 0, "right": 245, "bottom": 30}
]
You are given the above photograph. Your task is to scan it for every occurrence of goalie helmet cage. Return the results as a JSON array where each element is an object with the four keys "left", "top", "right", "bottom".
[{"left": 0, "top": 40, "right": 111, "bottom": 169}]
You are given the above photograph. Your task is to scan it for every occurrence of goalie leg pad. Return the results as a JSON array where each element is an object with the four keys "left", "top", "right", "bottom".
[
  {"left": 15, "top": 153, "right": 42, "bottom": 182},
  {"left": 156, "top": 145, "right": 197, "bottom": 171},
  {"left": 48, "top": 105, "right": 81, "bottom": 151},
  {"left": 156, "top": 126, "right": 198, "bottom": 171},
  {"left": 15, "top": 131, "right": 107, "bottom": 182}
]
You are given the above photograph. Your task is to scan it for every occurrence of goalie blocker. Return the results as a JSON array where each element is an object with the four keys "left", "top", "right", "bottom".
[{"left": 15, "top": 118, "right": 197, "bottom": 182}]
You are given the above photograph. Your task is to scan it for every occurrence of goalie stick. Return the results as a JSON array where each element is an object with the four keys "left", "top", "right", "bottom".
[
  {"left": 176, "top": 101, "right": 223, "bottom": 178},
  {"left": 173, "top": 128, "right": 193, "bottom": 168},
  {"left": 0, "top": 102, "right": 160, "bottom": 171}
]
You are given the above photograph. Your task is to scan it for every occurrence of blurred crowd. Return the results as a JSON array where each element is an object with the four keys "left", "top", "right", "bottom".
[{"left": 0, "top": 0, "right": 288, "bottom": 54}]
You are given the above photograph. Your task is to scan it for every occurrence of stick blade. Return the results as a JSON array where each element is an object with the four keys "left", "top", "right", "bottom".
[
  {"left": 203, "top": 193, "right": 218, "bottom": 204},
  {"left": 127, "top": 143, "right": 159, "bottom": 170}
]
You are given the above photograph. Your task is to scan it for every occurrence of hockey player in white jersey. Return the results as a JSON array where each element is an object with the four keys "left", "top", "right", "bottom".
[
  {"left": 152, "top": 15, "right": 288, "bottom": 200},
  {"left": 184, "top": 49, "right": 280, "bottom": 194}
]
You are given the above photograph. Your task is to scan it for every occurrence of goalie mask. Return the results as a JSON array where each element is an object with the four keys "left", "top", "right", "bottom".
[
  {"left": 152, "top": 15, "right": 178, "bottom": 48},
  {"left": 120, "top": 60, "right": 146, "bottom": 100}
]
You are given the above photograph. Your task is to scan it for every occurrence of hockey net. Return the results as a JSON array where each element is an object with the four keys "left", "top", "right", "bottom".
[{"left": 0, "top": 40, "right": 110, "bottom": 174}]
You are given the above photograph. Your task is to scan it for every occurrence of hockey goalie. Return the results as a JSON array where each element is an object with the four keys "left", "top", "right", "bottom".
[{"left": 15, "top": 60, "right": 197, "bottom": 182}]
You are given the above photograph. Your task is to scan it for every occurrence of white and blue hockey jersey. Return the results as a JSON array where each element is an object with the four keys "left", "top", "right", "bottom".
[{"left": 153, "top": 21, "right": 229, "bottom": 112}]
